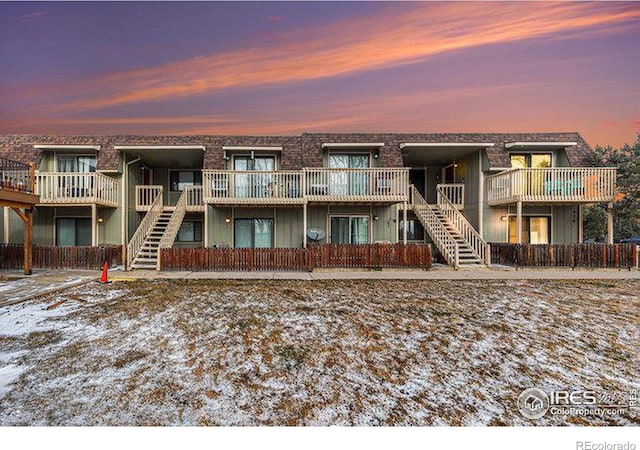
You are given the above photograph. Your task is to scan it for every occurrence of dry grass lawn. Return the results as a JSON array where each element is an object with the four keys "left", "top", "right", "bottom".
[{"left": 0, "top": 279, "right": 638, "bottom": 426}]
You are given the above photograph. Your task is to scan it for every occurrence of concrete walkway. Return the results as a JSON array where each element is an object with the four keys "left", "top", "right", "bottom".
[{"left": 1, "top": 266, "right": 639, "bottom": 307}]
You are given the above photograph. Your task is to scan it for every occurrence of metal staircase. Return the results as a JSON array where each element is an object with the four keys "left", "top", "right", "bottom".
[{"left": 411, "top": 186, "right": 490, "bottom": 268}]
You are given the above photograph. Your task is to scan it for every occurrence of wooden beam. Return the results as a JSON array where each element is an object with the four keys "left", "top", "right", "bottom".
[
  {"left": 24, "top": 208, "right": 33, "bottom": 275},
  {"left": 10, "top": 207, "right": 28, "bottom": 223}
]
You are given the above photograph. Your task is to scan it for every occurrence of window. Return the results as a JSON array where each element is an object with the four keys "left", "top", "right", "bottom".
[
  {"left": 177, "top": 221, "right": 202, "bottom": 242},
  {"left": 508, "top": 216, "right": 550, "bottom": 244},
  {"left": 330, "top": 216, "right": 369, "bottom": 244},
  {"left": 170, "top": 171, "right": 202, "bottom": 191},
  {"left": 328, "top": 154, "right": 370, "bottom": 196},
  {"left": 399, "top": 219, "right": 425, "bottom": 241},
  {"left": 56, "top": 218, "right": 91, "bottom": 246},
  {"left": 233, "top": 156, "right": 276, "bottom": 198},
  {"left": 510, "top": 153, "right": 552, "bottom": 168},
  {"left": 56, "top": 155, "right": 97, "bottom": 173},
  {"left": 234, "top": 218, "right": 273, "bottom": 248}
]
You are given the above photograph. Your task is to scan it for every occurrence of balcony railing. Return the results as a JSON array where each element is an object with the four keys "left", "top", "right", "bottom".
[
  {"left": 486, "top": 168, "right": 617, "bottom": 206},
  {"left": 184, "top": 185, "right": 204, "bottom": 211},
  {"left": 436, "top": 183, "right": 464, "bottom": 209},
  {"left": 0, "top": 157, "right": 34, "bottom": 193},
  {"left": 304, "top": 168, "right": 409, "bottom": 203},
  {"left": 35, "top": 172, "right": 119, "bottom": 207},
  {"left": 136, "top": 185, "right": 163, "bottom": 211},
  {"left": 203, "top": 171, "right": 304, "bottom": 205}
]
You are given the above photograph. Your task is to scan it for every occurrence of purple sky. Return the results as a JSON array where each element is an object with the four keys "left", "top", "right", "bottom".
[{"left": 0, "top": 1, "right": 639, "bottom": 147}]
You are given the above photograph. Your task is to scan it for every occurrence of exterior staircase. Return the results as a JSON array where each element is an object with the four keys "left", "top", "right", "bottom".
[
  {"left": 411, "top": 186, "right": 489, "bottom": 268},
  {"left": 130, "top": 208, "right": 173, "bottom": 269}
]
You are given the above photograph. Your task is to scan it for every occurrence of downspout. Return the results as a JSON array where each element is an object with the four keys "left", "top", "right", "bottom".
[{"left": 123, "top": 154, "right": 141, "bottom": 268}]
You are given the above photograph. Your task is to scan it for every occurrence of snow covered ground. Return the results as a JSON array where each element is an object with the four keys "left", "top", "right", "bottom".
[{"left": 0, "top": 279, "right": 638, "bottom": 425}]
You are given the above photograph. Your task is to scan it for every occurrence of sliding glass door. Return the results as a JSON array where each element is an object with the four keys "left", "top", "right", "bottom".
[
  {"left": 234, "top": 156, "right": 275, "bottom": 198},
  {"left": 56, "top": 218, "right": 91, "bottom": 246},
  {"left": 328, "top": 154, "right": 369, "bottom": 196},
  {"left": 234, "top": 218, "right": 274, "bottom": 248},
  {"left": 330, "top": 216, "right": 370, "bottom": 244}
]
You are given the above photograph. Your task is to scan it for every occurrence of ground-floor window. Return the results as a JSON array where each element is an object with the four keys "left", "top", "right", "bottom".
[
  {"left": 234, "top": 218, "right": 273, "bottom": 248},
  {"left": 508, "top": 216, "right": 550, "bottom": 244},
  {"left": 56, "top": 218, "right": 91, "bottom": 246},
  {"left": 330, "top": 215, "right": 369, "bottom": 244},
  {"left": 177, "top": 221, "right": 203, "bottom": 242},
  {"left": 398, "top": 219, "right": 425, "bottom": 241}
]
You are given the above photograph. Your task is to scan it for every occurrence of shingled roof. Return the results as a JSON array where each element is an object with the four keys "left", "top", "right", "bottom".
[{"left": 0, "top": 132, "right": 596, "bottom": 171}]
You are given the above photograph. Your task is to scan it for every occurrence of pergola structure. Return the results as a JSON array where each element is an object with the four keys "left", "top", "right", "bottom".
[{"left": 0, "top": 157, "right": 40, "bottom": 274}]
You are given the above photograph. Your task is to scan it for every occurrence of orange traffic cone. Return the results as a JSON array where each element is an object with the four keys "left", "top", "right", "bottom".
[{"left": 98, "top": 261, "right": 112, "bottom": 284}]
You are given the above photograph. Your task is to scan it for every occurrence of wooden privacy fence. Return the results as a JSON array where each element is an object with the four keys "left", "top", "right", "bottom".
[
  {"left": 0, "top": 244, "right": 123, "bottom": 270},
  {"left": 490, "top": 243, "right": 638, "bottom": 269},
  {"left": 160, "top": 243, "right": 432, "bottom": 271}
]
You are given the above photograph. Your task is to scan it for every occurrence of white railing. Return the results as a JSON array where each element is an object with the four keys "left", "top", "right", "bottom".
[
  {"left": 35, "top": 172, "right": 118, "bottom": 207},
  {"left": 411, "top": 186, "right": 460, "bottom": 268},
  {"left": 136, "top": 185, "right": 163, "bottom": 211},
  {"left": 184, "top": 185, "right": 204, "bottom": 211},
  {"left": 486, "top": 167, "right": 617, "bottom": 205},
  {"left": 127, "top": 186, "right": 163, "bottom": 269},
  {"left": 304, "top": 168, "right": 409, "bottom": 202},
  {"left": 436, "top": 183, "right": 464, "bottom": 209},
  {"left": 436, "top": 185, "right": 490, "bottom": 266},
  {"left": 158, "top": 189, "right": 187, "bottom": 269},
  {"left": 203, "top": 170, "right": 304, "bottom": 204}
]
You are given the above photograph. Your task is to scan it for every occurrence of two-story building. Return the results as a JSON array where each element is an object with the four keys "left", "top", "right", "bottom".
[{"left": 0, "top": 132, "right": 617, "bottom": 269}]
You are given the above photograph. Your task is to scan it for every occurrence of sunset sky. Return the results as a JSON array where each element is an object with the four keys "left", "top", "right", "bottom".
[{"left": 0, "top": 1, "right": 639, "bottom": 147}]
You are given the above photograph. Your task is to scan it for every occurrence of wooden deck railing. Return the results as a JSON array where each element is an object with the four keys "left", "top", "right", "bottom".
[
  {"left": 159, "top": 243, "right": 432, "bottom": 271},
  {"left": 0, "top": 157, "right": 34, "bottom": 193},
  {"left": 304, "top": 168, "right": 409, "bottom": 202},
  {"left": 202, "top": 170, "right": 304, "bottom": 205},
  {"left": 486, "top": 167, "right": 617, "bottom": 205},
  {"left": 135, "top": 185, "right": 163, "bottom": 211},
  {"left": 35, "top": 172, "right": 119, "bottom": 207},
  {"left": 184, "top": 185, "right": 204, "bottom": 211},
  {"left": 490, "top": 243, "right": 637, "bottom": 269},
  {"left": 436, "top": 183, "right": 464, "bottom": 209}
]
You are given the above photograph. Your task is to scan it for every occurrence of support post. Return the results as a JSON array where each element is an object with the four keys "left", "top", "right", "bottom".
[
  {"left": 516, "top": 201, "right": 523, "bottom": 244},
  {"left": 578, "top": 205, "right": 583, "bottom": 243},
  {"left": 204, "top": 204, "right": 209, "bottom": 248},
  {"left": 91, "top": 203, "right": 97, "bottom": 246},
  {"left": 3, "top": 206, "right": 9, "bottom": 243},
  {"left": 402, "top": 201, "right": 408, "bottom": 245},
  {"left": 607, "top": 202, "right": 614, "bottom": 244},
  {"left": 24, "top": 208, "right": 32, "bottom": 275},
  {"left": 302, "top": 203, "right": 308, "bottom": 248}
]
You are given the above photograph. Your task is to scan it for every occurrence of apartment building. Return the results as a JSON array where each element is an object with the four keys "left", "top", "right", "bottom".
[{"left": 0, "top": 132, "right": 617, "bottom": 268}]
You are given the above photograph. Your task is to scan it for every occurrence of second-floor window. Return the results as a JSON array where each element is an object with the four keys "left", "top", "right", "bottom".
[
  {"left": 510, "top": 153, "right": 552, "bottom": 168},
  {"left": 56, "top": 155, "right": 96, "bottom": 173},
  {"left": 170, "top": 171, "right": 202, "bottom": 192}
]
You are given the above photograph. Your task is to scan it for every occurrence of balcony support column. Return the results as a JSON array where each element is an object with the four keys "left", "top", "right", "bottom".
[
  {"left": 91, "top": 203, "right": 97, "bottom": 246},
  {"left": 516, "top": 200, "right": 523, "bottom": 244},
  {"left": 303, "top": 203, "right": 308, "bottom": 248},
  {"left": 607, "top": 202, "right": 614, "bottom": 244},
  {"left": 402, "top": 201, "right": 408, "bottom": 245},
  {"left": 578, "top": 205, "right": 583, "bottom": 243}
]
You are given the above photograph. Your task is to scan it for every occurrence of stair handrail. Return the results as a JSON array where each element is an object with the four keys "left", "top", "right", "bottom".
[
  {"left": 436, "top": 184, "right": 491, "bottom": 266},
  {"left": 410, "top": 185, "right": 460, "bottom": 268},
  {"left": 158, "top": 189, "right": 188, "bottom": 268},
  {"left": 127, "top": 186, "right": 164, "bottom": 269}
]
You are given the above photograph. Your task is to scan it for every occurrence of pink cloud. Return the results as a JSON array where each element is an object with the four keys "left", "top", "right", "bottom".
[{"left": 16, "top": 11, "right": 49, "bottom": 20}]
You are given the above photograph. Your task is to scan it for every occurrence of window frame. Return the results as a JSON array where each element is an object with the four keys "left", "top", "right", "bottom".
[
  {"left": 176, "top": 220, "right": 203, "bottom": 243},
  {"left": 233, "top": 218, "right": 274, "bottom": 248},
  {"left": 169, "top": 170, "right": 202, "bottom": 192},
  {"left": 328, "top": 214, "right": 371, "bottom": 244},
  {"left": 506, "top": 214, "right": 553, "bottom": 244},
  {"left": 509, "top": 152, "right": 554, "bottom": 169},
  {"left": 55, "top": 153, "right": 97, "bottom": 173},
  {"left": 55, "top": 217, "right": 92, "bottom": 247}
]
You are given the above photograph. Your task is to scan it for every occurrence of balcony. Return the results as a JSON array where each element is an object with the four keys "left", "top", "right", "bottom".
[
  {"left": 304, "top": 168, "right": 409, "bottom": 203},
  {"left": 486, "top": 168, "right": 617, "bottom": 206},
  {"left": 136, "top": 185, "right": 204, "bottom": 212},
  {"left": 0, "top": 156, "right": 39, "bottom": 207},
  {"left": 203, "top": 171, "right": 304, "bottom": 205},
  {"left": 35, "top": 172, "right": 118, "bottom": 207}
]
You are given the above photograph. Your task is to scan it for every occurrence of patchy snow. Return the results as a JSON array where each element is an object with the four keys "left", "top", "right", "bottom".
[{"left": 0, "top": 279, "right": 638, "bottom": 425}]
